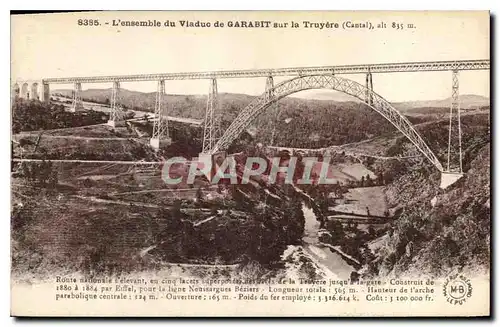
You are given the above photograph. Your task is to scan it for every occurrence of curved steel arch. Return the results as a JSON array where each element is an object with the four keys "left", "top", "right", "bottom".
[{"left": 210, "top": 74, "right": 444, "bottom": 172}]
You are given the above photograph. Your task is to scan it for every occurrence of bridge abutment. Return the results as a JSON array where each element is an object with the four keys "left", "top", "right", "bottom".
[
  {"left": 150, "top": 137, "right": 172, "bottom": 150},
  {"left": 440, "top": 172, "right": 463, "bottom": 189},
  {"left": 13, "top": 80, "right": 50, "bottom": 102},
  {"left": 106, "top": 119, "right": 126, "bottom": 128}
]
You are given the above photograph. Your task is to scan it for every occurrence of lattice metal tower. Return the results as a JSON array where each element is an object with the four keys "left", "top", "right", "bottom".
[
  {"left": 365, "top": 70, "right": 373, "bottom": 105},
  {"left": 446, "top": 69, "right": 463, "bottom": 173},
  {"left": 265, "top": 75, "right": 280, "bottom": 146},
  {"left": 151, "top": 80, "right": 169, "bottom": 142},
  {"left": 108, "top": 81, "right": 121, "bottom": 126},
  {"left": 71, "top": 82, "right": 83, "bottom": 112},
  {"left": 202, "top": 78, "right": 220, "bottom": 153}
]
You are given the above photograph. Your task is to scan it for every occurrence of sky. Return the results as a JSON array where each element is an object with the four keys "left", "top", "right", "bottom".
[{"left": 11, "top": 11, "right": 490, "bottom": 102}]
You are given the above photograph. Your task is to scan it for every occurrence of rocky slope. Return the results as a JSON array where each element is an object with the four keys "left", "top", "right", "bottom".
[{"left": 367, "top": 142, "right": 490, "bottom": 278}]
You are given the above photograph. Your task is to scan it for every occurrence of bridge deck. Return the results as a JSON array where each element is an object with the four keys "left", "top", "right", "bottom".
[{"left": 42, "top": 59, "right": 490, "bottom": 84}]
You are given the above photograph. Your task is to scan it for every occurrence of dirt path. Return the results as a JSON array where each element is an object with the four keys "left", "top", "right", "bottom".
[{"left": 12, "top": 158, "right": 164, "bottom": 165}]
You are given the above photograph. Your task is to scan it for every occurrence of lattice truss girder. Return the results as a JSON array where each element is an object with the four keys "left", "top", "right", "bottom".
[
  {"left": 152, "top": 80, "right": 169, "bottom": 139},
  {"left": 110, "top": 81, "right": 122, "bottom": 122},
  {"left": 211, "top": 74, "right": 444, "bottom": 172},
  {"left": 44, "top": 59, "right": 490, "bottom": 84}
]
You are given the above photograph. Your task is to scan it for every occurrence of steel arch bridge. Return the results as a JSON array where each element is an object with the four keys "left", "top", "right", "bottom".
[{"left": 209, "top": 74, "right": 444, "bottom": 172}]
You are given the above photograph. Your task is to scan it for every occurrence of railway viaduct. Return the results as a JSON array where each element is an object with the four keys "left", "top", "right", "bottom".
[{"left": 12, "top": 59, "right": 490, "bottom": 188}]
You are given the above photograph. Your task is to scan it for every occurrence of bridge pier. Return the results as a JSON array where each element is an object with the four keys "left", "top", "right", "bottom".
[
  {"left": 12, "top": 80, "right": 50, "bottom": 102},
  {"left": 20, "top": 83, "right": 29, "bottom": 99},
  {"left": 265, "top": 75, "right": 274, "bottom": 101},
  {"left": 440, "top": 69, "right": 463, "bottom": 189},
  {"left": 150, "top": 80, "right": 171, "bottom": 150},
  {"left": 12, "top": 83, "right": 20, "bottom": 100},
  {"left": 265, "top": 75, "right": 280, "bottom": 146},
  {"left": 70, "top": 82, "right": 84, "bottom": 112},
  {"left": 41, "top": 82, "right": 50, "bottom": 103},
  {"left": 202, "top": 78, "right": 220, "bottom": 153},
  {"left": 446, "top": 69, "right": 463, "bottom": 173},
  {"left": 107, "top": 81, "right": 122, "bottom": 128},
  {"left": 365, "top": 70, "right": 373, "bottom": 105}
]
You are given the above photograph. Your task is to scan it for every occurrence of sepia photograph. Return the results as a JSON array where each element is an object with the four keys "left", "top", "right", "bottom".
[{"left": 9, "top": 10, "right": 490, "bottom": 317}]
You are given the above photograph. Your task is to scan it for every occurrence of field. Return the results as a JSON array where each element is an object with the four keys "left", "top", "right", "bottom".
[{"left": 331, "top": 186, "right": 388, "bottom": 217}]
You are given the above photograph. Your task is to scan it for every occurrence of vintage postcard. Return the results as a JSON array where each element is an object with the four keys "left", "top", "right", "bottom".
[{"left": 10, "top": 10, "right": 490, "bottom": 317}]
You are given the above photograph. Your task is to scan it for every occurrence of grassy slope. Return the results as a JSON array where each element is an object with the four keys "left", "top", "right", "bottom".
[{"left": 11, "top": 146, "right": 307, "bottom": 278}]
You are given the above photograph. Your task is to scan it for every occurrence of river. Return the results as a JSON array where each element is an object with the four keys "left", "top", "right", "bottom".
[{"left": 300, "top": 204, "right": 356, "bottom": 279}]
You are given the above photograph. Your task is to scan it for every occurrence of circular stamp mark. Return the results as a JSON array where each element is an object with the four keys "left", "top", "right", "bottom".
[{"left": 442, "top": 274, "right": 472, "bottom": 305}]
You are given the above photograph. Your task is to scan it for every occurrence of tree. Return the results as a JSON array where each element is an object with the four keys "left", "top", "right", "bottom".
[
  {"left": 210, "top": 204, "right": 219, "bottom": 216},
  {"left": 196, "top": 186, "right": 204, "bottom": 203},
  {"left": 365, "top": 174, "right": 373, "bottom": 187},
  {"left": 377, "top": 171, "right": 385, "bottom": 185},
  {"left": 83, "top": 178, "right": 92, "bottom": 188},
  {"left": 172, "top": 199, "right": 183, "bottom": 218},
  {"left": 12, "top": 98, "right": 109, "bottom": 133},
  {"left": 361, "top": 245, "right": 376, "bottom": 264},
  {"left": 327, "top": 220, "right": 344, "bottom": 245},
  {"left": 19, "top": 161, "right": 58, "bottom": 188}
]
